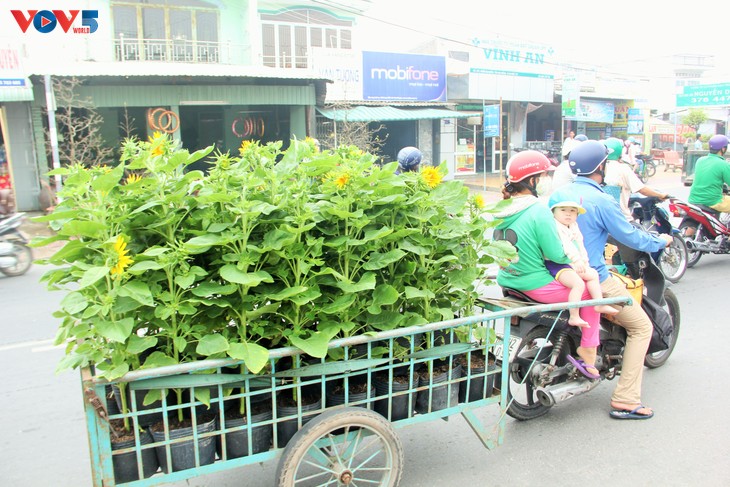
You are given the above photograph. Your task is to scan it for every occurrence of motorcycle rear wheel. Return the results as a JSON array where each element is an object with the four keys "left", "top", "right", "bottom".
[
  {"left": 679, "top": 223, "right": 706, "bottom": 268},
  {"left": 644, "top": 288, "right": 681, "bottom": 368},
  {"left": 0, "top": 242, "right": 32, "bottom": 277},
  {"left": 506, "top": 326, "right": 567, "bottom": 421},
  {"left": 645, "top": 163, "right": 656, "bottom": 178},
  {"left": 659, "top": 235, "right": 688, "bottom": 283}
]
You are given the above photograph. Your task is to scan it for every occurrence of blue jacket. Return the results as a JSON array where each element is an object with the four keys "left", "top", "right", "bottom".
[{"left": 552, "top": 177, "right": 667, "bottom": 282}]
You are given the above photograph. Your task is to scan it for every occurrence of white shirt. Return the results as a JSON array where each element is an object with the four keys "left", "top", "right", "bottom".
[
  {"left": 562, "top": 137, "right": 577, "bottom": 157},
  {"left": 694, "top": 139, "right": 703, "bottom": 150},
  {"left": 604, "top": 160, "right": 645, "bottom": 220},
  {"left": 555, "top": 220, "right": 589, "bottom": 265},
  {"left": 550, "top": 160, "right": 576, "bottom": 194}
]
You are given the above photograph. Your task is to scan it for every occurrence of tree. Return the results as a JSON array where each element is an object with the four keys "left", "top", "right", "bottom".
[
  {"left": 318, "top": 101, "right": 387, "bottom": 155},
  {"left": 45, "top": 76, "right": 114, "bottom": 167},
  {"left": 681, "top": 108, "right": 708, "bottom": 137}
]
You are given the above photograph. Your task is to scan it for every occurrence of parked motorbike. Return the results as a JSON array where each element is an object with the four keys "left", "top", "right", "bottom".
[
  {"left": 628, "top": 195, "right": 688, "bottom": 283},
  {"left": 496, "top": 243, "right": 680, "bottom": 421},
  {"left": 634, "top": 154, "right": 657, "bottom": 183},
  {"left": 669, "top": 196, "right": 730, "bottom": 268},
  {"left": 0, "top": 213, "right": 33, "bottom": 277}
]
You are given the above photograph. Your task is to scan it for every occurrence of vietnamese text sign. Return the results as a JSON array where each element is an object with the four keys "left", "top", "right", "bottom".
[
  {"left": 362, "top": 51, "right": 445, "bottom": 102},
  {"left": 468, "top": 38, "right": 555, "bottom": 103},
  {"left": 483, "top": 104, "right": 500, "bottom": 138},
  {"left": 676, "top": 90, "right": 730, "bottom": 107},
  {"left": 561, "top": 74, "right": 579, "bottom": 118}
]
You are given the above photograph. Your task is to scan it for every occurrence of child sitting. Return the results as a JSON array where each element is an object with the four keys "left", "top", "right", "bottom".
[{"left": 546, "top": 194, "right": 618, "bottom": 379}]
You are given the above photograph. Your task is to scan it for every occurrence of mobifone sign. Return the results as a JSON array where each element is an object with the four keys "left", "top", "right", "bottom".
[
  {"left": 362, "top": 51, "right": 446, "bottom": 102},
  {"left": 11, "top": 10, "right": 98, "bottom": 34}
]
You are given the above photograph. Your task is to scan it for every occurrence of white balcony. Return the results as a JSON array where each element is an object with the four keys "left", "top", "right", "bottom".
[{"left": 114, "top": 36, "right": 246, "bottom": 64}]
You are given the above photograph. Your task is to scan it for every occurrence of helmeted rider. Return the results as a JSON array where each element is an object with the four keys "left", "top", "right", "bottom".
[
  {"left": 503, "top": 149, "right": 553, "bottom": 198},
  {"left": 553, "top": 140, "right": 672, "bottom": 420},
  {"left": 687, "top": 134, "right": 730, "bottom": 222},
  {"left": 396, "top": 146, "right": 422, "bottom": 173},
  {"left": 551, "top": 135, "right": 588, "bottom": 194},
  {"left": 603, "top": 137, "right": 668, "bottom": 221}
]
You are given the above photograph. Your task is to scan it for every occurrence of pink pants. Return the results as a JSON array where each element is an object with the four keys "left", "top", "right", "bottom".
[{"left": 522, "top": 280, "right": 600, "bottom": 348}]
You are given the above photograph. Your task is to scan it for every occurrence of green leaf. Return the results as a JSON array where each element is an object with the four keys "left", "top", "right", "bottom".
[
  {"left": 363, "top": 249, "right": 406, "bottom": 270},
  {"left": 185, "top": 234, "right": 226, "bottom": 249},
  {"left": 59, "top": 220, "right": 107, "bottom": 238},
  {"left": 31, "top": 209, "right": 80, "bottom": 222},
  {"left": 266, "top": 285, "right": 308, "bottom": 301},
  {"left": 95, "top": 317, "right": 133, "bottom": 343},
  {"left": 141, "top": 247, "right": 170, "bottom": 257},
  {"left": 220, "top": 265, "right": 274, "bottom": 286},
  {"left": 289, "top": 288, "right": 322, "bottom": 306},
  {"left": 320, "top": 293, "right": 356, "bottom": 314},
  {"left": 128, "top": 260, "right": 164, "bottom": 273},
  {"left": 335, "top": 272, "right": 376, "bottom": 293},
  {"left": 227, "top": 341, "right": 270, "bottom": 374},
  {"left": 191, "top": 281, "right": 237, "bottom": 297},
  {"left": 404, "top": 286, "right": 435, "bottom": 299},
  {"left": 78, "top": 266, "right": 110, "bottom": 289},
  {"left": 60, "top": 291, "right": 88, "bottom": 314},
  {"left": 118, "top": 281, "right": 154, "bottom": 306},
  {"left": 175, "top": 273, "right": 195, "bottom": 289},
  {"left": 367, "top": 284, "right": 399, "bottom": 314},
  {"left": 142, "top": 351, "right": 178, "bottom": 369},
  {"left": 289, "top": 329, "right": 337, "bottom": 359},
  {"left": 91, "top": 163, "right": 124, "bottom": 192},
  {"left": 196, "top": 334, "right": 229, "bottom": 356},
  {"left": 262, "top": 229, "right": 297, "bottom": 251},
  {"left": 127, "top": 335, "right": 157, "bottom": 354}
]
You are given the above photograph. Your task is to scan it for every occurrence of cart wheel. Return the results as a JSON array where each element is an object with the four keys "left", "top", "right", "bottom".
[{"left": 275, "top": 407, "right": 403, "bottom": 487}]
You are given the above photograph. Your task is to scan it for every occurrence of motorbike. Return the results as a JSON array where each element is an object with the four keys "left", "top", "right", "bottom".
[
  {"left": 669, "top": 196, "right": 730, "bottom": 268},
  {"left": 633, "top": 154, "right": 657, "bottom": 183},
  {"left": 495, "top": 243, "right": 680, "bottom": 421},
  {"left": 628, "top": 195, "right": 688, "bottom": 283},
  {"left": 0, "top": 213, "right": 33, "bottom": 277}
]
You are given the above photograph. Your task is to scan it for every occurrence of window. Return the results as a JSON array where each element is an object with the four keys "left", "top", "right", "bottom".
[
  {"left": 260, "top": 8, "right": 353, "bottom": 69},
  {"left": 112, "top": 1, "right": 220, "bottom": 63}
]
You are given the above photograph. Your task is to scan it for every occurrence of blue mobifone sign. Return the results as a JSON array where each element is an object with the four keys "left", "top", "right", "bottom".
[
  {"left": 362, "top": 51, "right": 446, "bottom": 102},
  {"left": 483, "top": 104, "right": 500, "bottom": 137}
]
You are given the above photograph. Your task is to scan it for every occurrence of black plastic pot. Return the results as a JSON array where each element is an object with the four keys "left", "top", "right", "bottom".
[
  {"left": 458, "top": 360, "right": 497, "bottom": 403},
  {"left": 275, "top": 395, "right": 322, "bottom": 448},
  {"left": 151, "top": 415, "right": 217, "bottom": 473},
  {"left": 326, "top": 384, "right": 375, "bottom": 409},
  {"left": 415, "top": 363, "right": 462, "bottom": 414},
  {"left": 111, "top": 428, "right": 159, "bottom": 483},
  {"left": 373, "top": 372, "right": 418, "bottom": 422},
  {"left": 113, "top": 385, "right": 168, "bottom": 428},
  {"left": 217, "top": 407, "right": 273, "bottom": 460}
]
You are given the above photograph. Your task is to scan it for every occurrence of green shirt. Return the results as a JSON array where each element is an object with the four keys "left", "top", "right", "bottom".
[
  {"left": 688, "top": 153, "right": 730, "bottom": 207},
  {"left": 495, "top": 201, "right": 570, "bottom": 291}
]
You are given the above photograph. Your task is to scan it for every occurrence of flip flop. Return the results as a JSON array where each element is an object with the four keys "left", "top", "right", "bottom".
[
  {"left": 566, "top": 354, "right": 601, "bottom": 380},
  {"left": 609, "top": 405, "right": 654, "bottom": 420}
]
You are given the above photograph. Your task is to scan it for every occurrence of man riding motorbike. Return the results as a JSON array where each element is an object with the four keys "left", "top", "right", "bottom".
[
  {"left": 552, "top": 140, "right": 673, "bottom": 420},
  {"left": 685, "top": 134, "right": 730, "bottom": 237}
]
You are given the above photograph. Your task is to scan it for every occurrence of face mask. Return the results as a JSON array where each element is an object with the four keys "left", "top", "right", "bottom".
[{"left": 536, "top": 178, "right": 551, "bottom": 197}]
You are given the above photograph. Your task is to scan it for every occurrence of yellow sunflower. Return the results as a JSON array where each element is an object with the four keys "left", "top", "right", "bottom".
[
  {"left": 335, "top": 173, "right": 350, "bottom": 189},
  {"left": 148, "top": 131, "right": 163, "bottom": 142},
  {"left": 125, "top": 173, "right": 141, "bottom": 185},
  {"left": 239, "top": 140, "right": 253, "bottom": 155},
  {"left": 110, "top": 236, "right": 133, "bottom": 277},
  {"left": 421, "top": 166, "right": 442, "bottom": 189},
  {"left": 474, "top": 194, "right": 485, "bottom": 209}
]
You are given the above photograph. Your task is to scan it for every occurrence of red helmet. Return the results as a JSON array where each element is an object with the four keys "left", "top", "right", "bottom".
[{"left": 506, "top": 150, "right": 554, "bottom": 183}]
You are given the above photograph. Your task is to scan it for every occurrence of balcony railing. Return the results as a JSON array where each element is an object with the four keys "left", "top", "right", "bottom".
[{"left": 114, "top": 36, "right": 241, "bottom": 64}]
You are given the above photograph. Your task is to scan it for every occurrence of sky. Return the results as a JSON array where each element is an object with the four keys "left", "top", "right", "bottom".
[{"left": 344, "top": 0, "right": 730, "bottom": 80}]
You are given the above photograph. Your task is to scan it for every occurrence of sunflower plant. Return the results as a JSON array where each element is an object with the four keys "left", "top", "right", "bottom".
[{"left": 35, "top": 135, "right": 514, "bottom": 411}]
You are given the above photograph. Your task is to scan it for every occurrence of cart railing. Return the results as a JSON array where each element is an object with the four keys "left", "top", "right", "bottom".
[{"left": 82, "top": 296, "right": 629, "bottom": 486}]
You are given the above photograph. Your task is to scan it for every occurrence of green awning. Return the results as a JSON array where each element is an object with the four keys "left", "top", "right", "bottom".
[
  {"left": 317, "top": 106, "right": 474, "bottom": 122},
  {"left": 0, "top": 78, "right": 34, "bottom": 102}
]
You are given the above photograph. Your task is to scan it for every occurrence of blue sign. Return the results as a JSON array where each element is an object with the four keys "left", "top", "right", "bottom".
[
  {"left": 362, "top": 52, "right": 445, "bottom": 102},
  {"left": 483, "top": 104, "right": 500, "bottom": 137}
]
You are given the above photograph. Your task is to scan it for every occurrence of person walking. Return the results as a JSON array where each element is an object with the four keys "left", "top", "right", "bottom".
[{"left": 553, "top": 140, "right": 673, "bottom": 420}]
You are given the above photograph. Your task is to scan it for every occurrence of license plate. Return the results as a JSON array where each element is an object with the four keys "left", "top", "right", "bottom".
[{"left": 493, "top": 335, "right": 521, "bottom": 363}]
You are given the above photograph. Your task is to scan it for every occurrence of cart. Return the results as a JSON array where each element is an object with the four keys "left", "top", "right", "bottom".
[{"left": 81, "top": 299, "right": 618, "bottom": 486}]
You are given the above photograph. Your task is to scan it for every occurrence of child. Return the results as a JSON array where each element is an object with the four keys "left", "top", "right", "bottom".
[{"left": 546, "top": 194, "right": 618, "bottom": 379}]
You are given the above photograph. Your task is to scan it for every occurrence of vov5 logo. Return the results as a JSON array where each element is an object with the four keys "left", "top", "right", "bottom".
[{"left": 11, "top": 10, "right": 99, "bottom": 34}]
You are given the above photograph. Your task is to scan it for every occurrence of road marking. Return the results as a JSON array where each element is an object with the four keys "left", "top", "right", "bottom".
[{"left": 0, "top": 338, "right": 55, "bottom": 352}]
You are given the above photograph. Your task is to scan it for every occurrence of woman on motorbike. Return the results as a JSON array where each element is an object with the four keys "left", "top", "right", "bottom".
[{"left": 494, "top": 150, "right": 602, "bottom": 377}]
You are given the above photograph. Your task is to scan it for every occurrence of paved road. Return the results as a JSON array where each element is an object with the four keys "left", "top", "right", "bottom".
[{"left": 5, "top": 167, "right": 728, "bottom": 486}]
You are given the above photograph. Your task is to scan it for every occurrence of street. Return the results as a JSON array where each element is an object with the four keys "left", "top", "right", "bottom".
[{"left": 2, "top": 168, "right": 729, "bottom": 486}]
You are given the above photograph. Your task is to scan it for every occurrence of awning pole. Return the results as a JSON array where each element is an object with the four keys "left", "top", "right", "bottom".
[
  {"left": 44, "top": 74, "right": 62, "bottom": 192},
  {"left": 482, "top": 99, "right": 486, "bottom": 192}
]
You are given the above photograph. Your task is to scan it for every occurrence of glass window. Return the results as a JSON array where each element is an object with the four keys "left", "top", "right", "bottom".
[
  {"left": 325, "top": 28, "right": 337, "bottom": 48},
  {"left": 196, "top": 11, "right": 217, "bottom": 42},
  {"left": 262, "top": 24, "right": 276, "bottom": 67},
  {"left": 142, "top": 8, "right": 164, "bottom": 40},
  {"left": 113, "top": 6, "right": 137, "bottom": 38},
  {"left": 340, "top": 29, "right": 351, "bottom": 49},
  {"left": 294, "top": 26, "right": 307, "bottom": 68},
  {"left": 278, "top": 25, "right": 292, "bottom": 68},
  {"left": 310, "top": 27, "right": 322, "bottom": 48}
]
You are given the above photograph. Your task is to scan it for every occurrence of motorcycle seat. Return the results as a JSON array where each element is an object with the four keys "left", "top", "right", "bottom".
[{"left": 695, "top": 204, "right": 720, "bottom": 216}]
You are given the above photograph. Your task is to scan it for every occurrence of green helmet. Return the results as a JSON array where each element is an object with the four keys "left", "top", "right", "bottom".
[{"left": 604, "top": 137, "right": 624, "bottom": 161}]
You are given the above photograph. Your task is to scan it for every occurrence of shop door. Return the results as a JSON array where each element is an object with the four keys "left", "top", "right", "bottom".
[{"left": 490, "top": 112, "right": 510, "bottom": 174}]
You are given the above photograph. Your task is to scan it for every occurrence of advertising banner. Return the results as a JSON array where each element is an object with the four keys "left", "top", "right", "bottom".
[
  {"left": 310, "top": 48, "right": 362, "bottom": 102},
  {"left": 362, "top": 51, "right": 446, "bottom": 102},
  {"left": 627, "top": 108, "right": 644, "bottom": 135},
  {"left": 561, "top": 74, "right": 579, "bottom": 118},
  {"left": 483, "top": 104, "right": 500, "bottom": 137},
  {"left": 573, "top": 99, "right": 615, "bottom": 124}
]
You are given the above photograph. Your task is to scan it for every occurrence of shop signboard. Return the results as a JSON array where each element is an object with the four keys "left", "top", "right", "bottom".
[
  {"left": 676, "top": 82, "right": 730, "bottom": 107},
  {"left": 362, "top": 51, "right": 445, "bottom": 102},
  {"left": 310, "top": 48, "right": 362, "bottom": 102},
  {"left": 571, "top": 99, "right": 615, "bottom": 124},
  {"left": 627, "top": 108, "right": 644, "bottom": 134},
  {"left": 561, "top": 74, "right": 579, "bottom": 118},
  {"left": 468, "top": 38, "right": 555, "bottom": 103}
]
